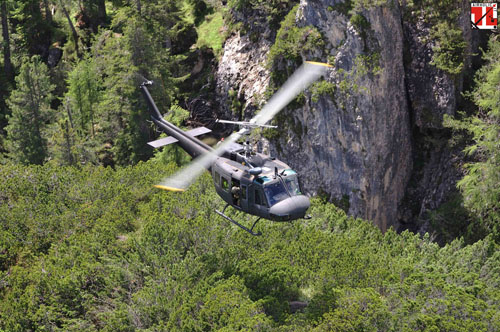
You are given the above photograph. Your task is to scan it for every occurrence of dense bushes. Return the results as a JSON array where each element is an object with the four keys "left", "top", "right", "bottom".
[{"left": 1, "top": 159, "right": 499, "bottom": 331}]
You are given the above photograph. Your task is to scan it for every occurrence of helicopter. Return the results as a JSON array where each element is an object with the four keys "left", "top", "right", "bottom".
[{"left": 140, "top": 61, "right": 332, "bottom": 235}]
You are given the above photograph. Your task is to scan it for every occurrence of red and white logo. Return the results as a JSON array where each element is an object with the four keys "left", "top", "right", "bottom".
[{"left": 471, "top": 3, "right": 498, "bottom": 29}]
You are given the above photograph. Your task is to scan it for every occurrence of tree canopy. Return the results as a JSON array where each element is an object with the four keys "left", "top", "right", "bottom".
[{"left": 5, "top": 55, "right": 54, "bottom": 164}]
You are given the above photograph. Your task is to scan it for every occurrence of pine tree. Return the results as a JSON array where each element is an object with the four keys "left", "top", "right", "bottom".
[
  {"left": 48, "top": 55, "right": 103, "bottom": 166},
  {"left": 67, "top": 56, "right": 101, "bottom": 138},
  {"left": 445, "top": 35, "right": 500, "bottom": 240},
  {"left": 1, "top": 0, "right": 13, "bottom": 133},
  {"left": 1, "top": 0, "right": 13, "bottom": 81},
  {"left": 5, "top": 56, "right": 54, "bottom": 164},
  {"left": 10, "top": 0, "right": 52, "bottom": 57},
  {"left": 94, "top": 29, "right": 139, "bottom": 166},
  {"left": 57, "top": 0, "right": 81, "bottom": 58}
]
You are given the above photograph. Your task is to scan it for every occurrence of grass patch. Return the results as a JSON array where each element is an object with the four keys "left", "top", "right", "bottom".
[
  {"left": 196, "top": 11, "right": 225, "bottom": 54},
  {"left": 181, "top": 0, "right": 196, "bottom": 25},
  {"left": 267, "top": 4, "right": 324, "bottom": 84}
]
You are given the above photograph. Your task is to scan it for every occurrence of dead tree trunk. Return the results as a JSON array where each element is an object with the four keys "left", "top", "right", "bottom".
[
  {"left": 59, "top": 0, "right": 80, "bottom": 58},
  {"left": 43, "top": 0, "right": 52, "bottom": 23},
  {"left": 1, "top": 0, "right": 13, "bottom": 81}
]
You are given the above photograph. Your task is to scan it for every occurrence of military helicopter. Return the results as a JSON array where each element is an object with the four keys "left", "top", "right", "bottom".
[{"left": 140, "top": 61, "right": 332, "bottom": 235}]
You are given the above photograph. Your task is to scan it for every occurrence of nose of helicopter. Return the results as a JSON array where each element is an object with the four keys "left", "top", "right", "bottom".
[{"left": 269, "top": 195, "right": 310, "bottom": 221}]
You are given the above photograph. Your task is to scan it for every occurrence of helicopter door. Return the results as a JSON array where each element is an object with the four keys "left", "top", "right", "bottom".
[
  {"left": 231, "top": 179, "right": 241, "bottom": 207},
  {"left": 240, "top": 184, "right": 248, "bottom": 210},
  {"left": 252, "top": 186, "right": 268, "bottom": 216}
]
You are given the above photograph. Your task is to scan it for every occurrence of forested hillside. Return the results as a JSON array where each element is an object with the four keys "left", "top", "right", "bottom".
[
  {"left": 1, "top": 0, "right": 500, "bottom": 330},
  {"left": 0, "top": 0, "right": 208, "bottom": 167}
]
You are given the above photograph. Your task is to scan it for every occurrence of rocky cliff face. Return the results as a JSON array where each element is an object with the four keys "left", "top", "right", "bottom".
[
  {"left": 403, "top": 0, "right": 474, "bottom": 130},
  {"left": 215, "top": 31, "right": 271, "bottom": 121},
  {"left": 397, "top": 0, "right": 480, "bottom": 234},
  {"left": 214, "top": 0, "right": 478, "bottom": 232}
]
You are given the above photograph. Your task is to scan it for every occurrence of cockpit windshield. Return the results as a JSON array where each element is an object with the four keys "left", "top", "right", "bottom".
[
  {"left": 262, "top": 171, "right": 303, "bottom": 206},
  {"left": 263, "top": 181, "right": 289, "bottom": 206},
  {"left": 284, "top": 175, "right": 302, "bottom": 196}
]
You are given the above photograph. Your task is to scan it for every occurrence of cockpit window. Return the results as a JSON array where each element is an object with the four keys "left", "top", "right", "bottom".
[
  {"left": 284, "top": 175, "right": 302, "bottom": 196},
  {"left": 264, "top": 181, "right": 289, "bottom": 206},
  {"left": 255, "top": 188, "right": 267, "bottom": 207}
]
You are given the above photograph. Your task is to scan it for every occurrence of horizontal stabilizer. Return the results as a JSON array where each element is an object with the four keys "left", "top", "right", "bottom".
[
  {"left": 148, "top": 136, "right": 178, "bottom": 148},
  {"left": 147, "top": 126, "right": 212, "bottom": 148},
  {"left": 186, "top": 126, "right": 212, "bottom": 138}
]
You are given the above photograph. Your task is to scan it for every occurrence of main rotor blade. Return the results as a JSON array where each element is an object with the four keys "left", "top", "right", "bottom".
[
  {"left": 216, "top": 119, "right": 277, "bottom": 128},
  {"left": 155, "top": 128, "right": 245, "bottom": 191},
  {"left": 250, "top": 61, "right": 332, "bottom": 127},
  {"left": 155, "top": 61, "right": 332, "bottom": 191}
]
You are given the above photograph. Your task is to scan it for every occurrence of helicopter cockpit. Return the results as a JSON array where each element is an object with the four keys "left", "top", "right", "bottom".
[{"left": 255, "top": 169, "right": 302, "bottom": 207}]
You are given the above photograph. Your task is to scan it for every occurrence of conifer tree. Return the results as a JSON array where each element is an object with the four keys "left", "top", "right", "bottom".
[
  {"left": 459, "top": 36, "right": 500, "bottom": 238},
  {"left": 1, "top": 0, "right": 13, "bottom": 81},
  {"left": 57, "top": 0, "right": 81, "bottom": 58},
  {"left": 67, "top": 56, "right": 101, "bottom": 138},
  {"left": 5, "top": 55, "right": 54, "bottom": 164},
  {"left": 1, "top": 0, "right": 13, "bottom": 132},
  {"left": 446, "top": 35, "right": 500, "bottom": 240},
  {"left": 11, "top": 0, "right": 52, "bottom": 57}
]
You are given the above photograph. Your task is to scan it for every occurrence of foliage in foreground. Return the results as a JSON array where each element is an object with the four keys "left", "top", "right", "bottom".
[{"left": 0, "top": 159, "right": 499, "bottom": 331}]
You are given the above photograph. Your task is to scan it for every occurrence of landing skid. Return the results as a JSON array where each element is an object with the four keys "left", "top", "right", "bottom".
[{"left": 215, "top": 204, "right": 262, "bottom": 236}]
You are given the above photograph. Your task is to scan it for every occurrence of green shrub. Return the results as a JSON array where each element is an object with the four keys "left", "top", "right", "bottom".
[
  {"left": 268, "top": 5, "right": 324, "bottom": 71},
  {"left": 1, "top": 161, "right": 499, "bottom": 331},
  {"left": 430, "top": 22, "right": 466, "bottom": 75}
]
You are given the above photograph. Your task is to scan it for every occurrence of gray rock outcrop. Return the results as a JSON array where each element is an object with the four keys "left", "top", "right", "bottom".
[
  {"left": 273, "top": 0, "right": 411, "bottom": 231},
  {"left": 214, "top": 0, "right": 478, "bottom": 232},
  {"left": 215, "top": 31, "right": 272, "bottom": 121}
]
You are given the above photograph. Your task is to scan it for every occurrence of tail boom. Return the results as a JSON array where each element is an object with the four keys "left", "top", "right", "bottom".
[{"left": 140, "top": 82, "right": 213, "bottom": 159}]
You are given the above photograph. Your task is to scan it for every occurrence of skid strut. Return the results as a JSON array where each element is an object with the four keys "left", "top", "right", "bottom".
[{"left": 215, "top": 204, "right": 262, "bottom": 236}]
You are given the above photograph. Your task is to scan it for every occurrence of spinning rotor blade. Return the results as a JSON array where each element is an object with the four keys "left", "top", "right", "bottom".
[
  {"left": 155, "top": 128, "right": 245, "bottom": 191},
  {"left": 155, "top": 61, "right": 332, "bottom": 191},
  {"left": 250, "top": 61, "right": 332, "bottom": 127},
  {"left": 216, "top": 119, "right": 277, "bottom": 129}
]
